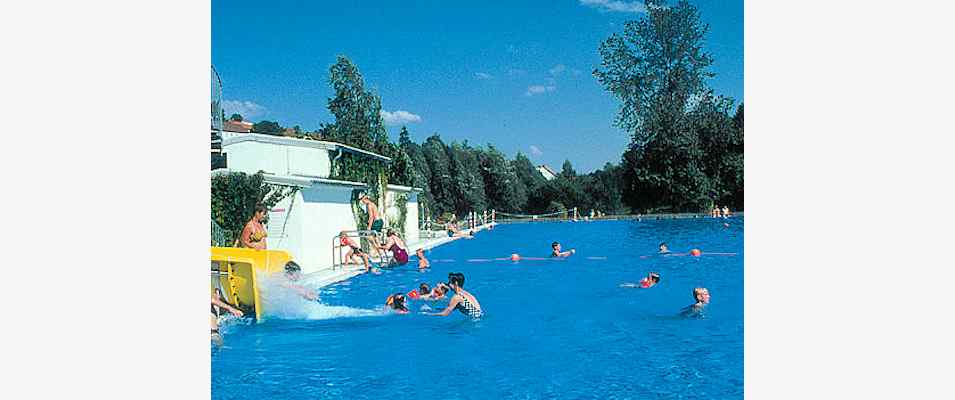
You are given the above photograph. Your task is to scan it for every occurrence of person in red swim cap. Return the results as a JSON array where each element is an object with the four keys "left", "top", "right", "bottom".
[{"left": 620, "top": 272, "right": 661, "bottom": 289}]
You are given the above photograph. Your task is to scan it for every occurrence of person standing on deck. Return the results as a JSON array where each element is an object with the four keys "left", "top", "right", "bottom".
[
  {"left": 360, "top": 194, "right": 385, "bottom": 255},
  {"left": 239, "top": 204, "right": 268, "bottom": 249}
]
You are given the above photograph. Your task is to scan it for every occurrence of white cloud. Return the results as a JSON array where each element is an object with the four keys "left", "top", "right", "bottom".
[
  {"left": 579, "top": 0, "right": 646, "bottom": 13},
  {"left": 222, "top": 100, "right": 266, "bottom": 119},
  {"left": 475, "top": 72, "right": 493, "bottom": 80},
  {"left": 525, "top": 85, "right": 557, "bottom": 96},
  {"left": 549, "top": 64, "right": 567, "bottom": 76},
  {"left": 529, "top": 145, "right": 543, "bottom": 156},
  {"left": 380, "top": 110, "right": 422, "bottom": 125}
]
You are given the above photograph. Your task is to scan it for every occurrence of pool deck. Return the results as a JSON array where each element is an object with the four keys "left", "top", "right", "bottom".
[{"left": 302, "top": 222, "right": 497, "bottom": 289}]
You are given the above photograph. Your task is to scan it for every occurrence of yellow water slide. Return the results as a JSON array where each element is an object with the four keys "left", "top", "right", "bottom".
[{"left": 211, "top": 247, "right": 292, "bottom": 321}]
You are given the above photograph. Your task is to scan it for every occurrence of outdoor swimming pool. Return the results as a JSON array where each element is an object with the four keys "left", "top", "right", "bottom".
[{"left": 212, "top": 218, "right": 743, "bottom": 399}]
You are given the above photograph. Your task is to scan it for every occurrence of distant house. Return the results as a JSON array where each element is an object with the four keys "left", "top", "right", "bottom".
[
  {"left": 537, "top": 164, "right": 558, "bottom": 181},
  {"left": 223, "top": 119, "right": 253, "bottom": 133}
]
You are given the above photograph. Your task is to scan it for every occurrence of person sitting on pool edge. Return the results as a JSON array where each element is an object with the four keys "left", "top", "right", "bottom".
[
  {"left": 378, "top": 229, "right": 410, "bottom": 267},
  {"left": 551, "top": 241, "right": 575, "bottom": 257},
  {"left": 658, "top": 242, "right": 670, "bottom": 254},
  {"left": 446, "top": 219, "right": 475, "bottom": 238},
  {"left": 416, "top": 248, "right": 430, "bottom": 270},
  {"left": 681, "top": 287, "right": 711, "bottom": 318},
  {"left": 282, "top": 261, "right": 319, "bottom": 301},
  {"left": 385, "top": 292, "right": 409, "bottom": 314},
  {"left": 620, "top": 272, "right": 661, "bottom": 288},
  {"left": 424, "top": 272, "right": 483, "bottom": 318},
  {"left": 339, "top": 231, "right": 374, "bottom": 273}
]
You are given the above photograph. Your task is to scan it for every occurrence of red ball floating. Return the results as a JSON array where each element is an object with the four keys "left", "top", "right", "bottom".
[
  {"left": 690, "top": 249, "right": 702, "bottom": 257},
  {"left": 510, "top": 253, "right": 521, "bottom": 262}
]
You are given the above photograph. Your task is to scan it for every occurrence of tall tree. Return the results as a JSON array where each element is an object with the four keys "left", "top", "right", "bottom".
[
  {"left": 476, "top": 145, "right": 525, "bottom": 212},
  {"left": 594, "top": 0, "right": 717, "bottom": 212},
  {"left": 421, "top": 135, "right": 455, "bottom": 217},
  {"left": 447, "top": 141, "right": 487, "bottom": 214},
  {"left": 561, "top": 159, "right": 577, "bottom": 179},
  {"left": 325, "top": 55, "right": 378, "bottom": 150}
]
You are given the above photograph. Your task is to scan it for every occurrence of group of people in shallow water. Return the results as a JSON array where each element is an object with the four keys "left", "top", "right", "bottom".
[{"left": 384, "top": 272, "right": 484, "bottom": 319}]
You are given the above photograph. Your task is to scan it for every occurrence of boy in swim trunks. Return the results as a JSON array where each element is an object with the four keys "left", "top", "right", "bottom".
[
  {"left": 339, "top": 231, "right": 372, "bottom": 272},
  {"left": 360, "top": 194, "right": 385, "bottom": 256}
]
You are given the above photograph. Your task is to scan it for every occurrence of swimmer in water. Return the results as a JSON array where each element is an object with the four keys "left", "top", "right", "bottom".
[
  {"left": 722, "top": 206, "right": 731, "bottom": 218},
  {"left": 620, "top": 272, "right": 661, "bottom": 288},
  {"left": 416, "top": 248, "right": 430, "bottom": 270},
  {"left": 421, "top": 282, "right": 450, "bottom": 301},
  {"left": 424, "top": 273, "right": 483, "bottom": 318},
  {"left": 658, "top": 242, "right": 670, "bottom": 254},
  {"left": 551, "top": 241, "right": 576, "bottom": 257},
  {"left": 385, "top": 292, "right": 409, "bottom": 314},
  {"left": 681, "top": 287, "right": 710, "bottom": 318},
  {"left": 282, "top": 261, "right": 319, "bottom": 301}
]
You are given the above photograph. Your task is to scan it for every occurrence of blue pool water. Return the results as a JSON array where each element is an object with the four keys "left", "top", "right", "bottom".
[{"left": 213, "top": 218, "right": 743, "bottom": 399}]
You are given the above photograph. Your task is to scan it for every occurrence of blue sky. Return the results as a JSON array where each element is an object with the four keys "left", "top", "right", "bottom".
[{"left": 213, "top": 0, "right": 742, "bottom": 173}]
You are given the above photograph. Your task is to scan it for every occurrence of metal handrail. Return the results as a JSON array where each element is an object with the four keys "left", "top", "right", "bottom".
[{"left": 331, "top": 229, "right": 399, "bottom": 269}]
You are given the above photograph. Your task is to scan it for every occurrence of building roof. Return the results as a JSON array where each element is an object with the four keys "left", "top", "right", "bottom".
[
  {"left": 537, "top": 164, "right": 558, "bottom": 180},
  {"left": 211, "top": 168, "right": 369, "bottom": 188},
  {"left": 222, "top": 132, "right": 392, "bottom": 162},
  {"left": 223, "top": 120, "right": 253, "bottom": 133}
]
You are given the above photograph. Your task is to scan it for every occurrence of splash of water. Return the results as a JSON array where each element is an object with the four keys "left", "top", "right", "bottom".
[{"left": 256, "top": 273, "right": 383, "bottom": 320}]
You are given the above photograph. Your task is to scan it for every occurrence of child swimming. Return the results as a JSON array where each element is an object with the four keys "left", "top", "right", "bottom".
[
  {"left": 620, "top": 272, "right": 661, "bottom": 288},
  {"left": 416, "top": 248, "right": 430, "bottom": 270},
  {"left": 385, "top": 292, "right": 409, "bottom": 314},
  {"left": 551, "top": 241, "right": 576, "bottom": 257}
]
